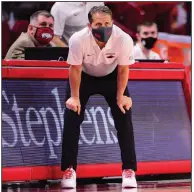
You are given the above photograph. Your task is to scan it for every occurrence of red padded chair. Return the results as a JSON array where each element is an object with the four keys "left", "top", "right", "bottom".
[
  {"left": 10, "top": 20, "right": 29, "bottom": 45},
  {"left": 2, "top": 20, "right": 11, "bottom": 58}
]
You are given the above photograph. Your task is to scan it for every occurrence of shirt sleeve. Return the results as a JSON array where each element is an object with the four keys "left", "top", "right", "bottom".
[
  {"left": 118, "top": 35, "right": 135, "bottom": 65},
  {"left": 51, "top": 3, "right": 68, "bottom": 36},
  {"left": 67, "top": 34, "right": 83, "bottom": 65}
]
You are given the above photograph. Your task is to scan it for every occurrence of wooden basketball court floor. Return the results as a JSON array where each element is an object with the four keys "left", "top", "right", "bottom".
[{"left": 2, "top": 177, "right": 191, "bottom": 192}]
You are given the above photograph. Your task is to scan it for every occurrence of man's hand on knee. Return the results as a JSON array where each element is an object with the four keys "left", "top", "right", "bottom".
[
  {"left": 66, "top": 97, "right": 81, "bottom": 115},
  {"left": 117, "top": 96, "right": 132, "bottom": 114}
]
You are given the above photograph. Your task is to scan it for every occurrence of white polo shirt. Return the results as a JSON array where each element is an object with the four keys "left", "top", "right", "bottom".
[
  {"left": 67, "top": 25, "right": 135, "bottom": 77},
  {"left": 134, "top": 43, "right": 161, "bottom": 60},
  {"left": 51, "top": 2, "right": 104, "bottom": 44}
]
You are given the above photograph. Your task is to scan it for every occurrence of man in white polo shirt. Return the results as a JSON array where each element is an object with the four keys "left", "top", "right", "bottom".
[
  {"left": 134, "top": 21, "right": 161, "bottom": 60},
  {"left": 61, "top": 6, "right": 137, "bottom": 189},
  {"left": 50, "top": 2, "right": 104, "bottom": 47}
]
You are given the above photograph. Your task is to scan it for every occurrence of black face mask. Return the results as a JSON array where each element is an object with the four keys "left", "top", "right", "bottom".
[
  {"left": 92, "top": 26, "right": 113, "bottom": 42},
  {"left": 141, "top": 37, "right": 157, "bottom": 50}
]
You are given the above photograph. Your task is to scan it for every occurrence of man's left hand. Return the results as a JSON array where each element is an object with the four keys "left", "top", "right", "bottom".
[{"left": 117, "top": 96, "right": 132, "bottom": 114}]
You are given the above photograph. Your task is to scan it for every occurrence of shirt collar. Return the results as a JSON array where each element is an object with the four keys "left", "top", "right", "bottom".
[
  {"left": 135, "top": 43, "right": 142, "bottom": 52},
  {"left": 136, "top": 42, "right": 152, "bottom": 58}
]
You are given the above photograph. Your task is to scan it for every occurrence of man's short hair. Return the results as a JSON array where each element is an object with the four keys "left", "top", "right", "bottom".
[
  {"left": 137, "top": 21, "right": 158, "bottom": 33},
  {"left": 88, "top": 6, "right": 112, "bottom": 24},
  {"left": 30, "top": 10, "right": 54, "bottom": 25}
]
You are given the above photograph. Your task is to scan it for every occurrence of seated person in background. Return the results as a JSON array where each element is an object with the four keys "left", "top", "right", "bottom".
[
  {"left": 169, "top": 2, "right": 187, "bottom": 35},
  {"left": 134, "top": 21, "right": 161, "bottom": 60},
  {"left": 50, "top": 2, "right": 104, "bottom": 47},
  {"left": 5, "top": 10, "right": 54, "bottom": 60}
]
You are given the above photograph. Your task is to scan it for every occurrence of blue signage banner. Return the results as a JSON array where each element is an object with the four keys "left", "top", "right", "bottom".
[{"left": 2, "top": 80, "right": 191, "bottom": 167}]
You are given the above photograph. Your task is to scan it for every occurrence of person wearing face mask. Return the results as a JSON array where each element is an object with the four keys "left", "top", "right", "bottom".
[
  {"left": 61, "top": 6, "right": 137, "bottom": 189},
  {"left": 5, "top": 10, "right": 54, "bottom": 60},
  {"left": 134, "top": 21, "right": 161, "bottom": 60}
]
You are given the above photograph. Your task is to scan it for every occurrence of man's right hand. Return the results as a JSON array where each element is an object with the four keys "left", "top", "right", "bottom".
[{"left": 66, "top": 97, "right": 81, "bottom": 115}]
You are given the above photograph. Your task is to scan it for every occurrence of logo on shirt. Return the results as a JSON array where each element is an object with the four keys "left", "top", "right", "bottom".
[
  {"left": 107, "top": 55, "right": 114, "bottom": 58},
  {"left": 106, "top": 52, "right": 116, "bottom": 59},
  {"left": 73, "top": 11, "right": 80, "bottom": 16}
]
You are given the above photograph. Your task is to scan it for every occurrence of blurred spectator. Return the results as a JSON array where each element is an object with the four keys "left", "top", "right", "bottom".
[
  {"left": 169, "top": 2, "right": 188, "bottom": 35},
  {"left": 2, "top": 2, "right": 16, "bottom": 29},
  {"left": 2, "top": 3, "right": 13, "bottom": 59},
  {"left": 50, "top": 2, "right": 104, "bottom": 47},
  {"left": 134, "top": 21, "right": 161, "bottom": 60},
  {"left": 5, "top": 10, "right": 54, "bottom": 60},
  {"left": 2, "top": 9, "right": 9, "bottom": 23}
]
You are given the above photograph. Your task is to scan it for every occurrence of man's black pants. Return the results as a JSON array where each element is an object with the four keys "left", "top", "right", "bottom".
[{"left": 61, "top": 68, "right": 137, "bottom": 171}]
